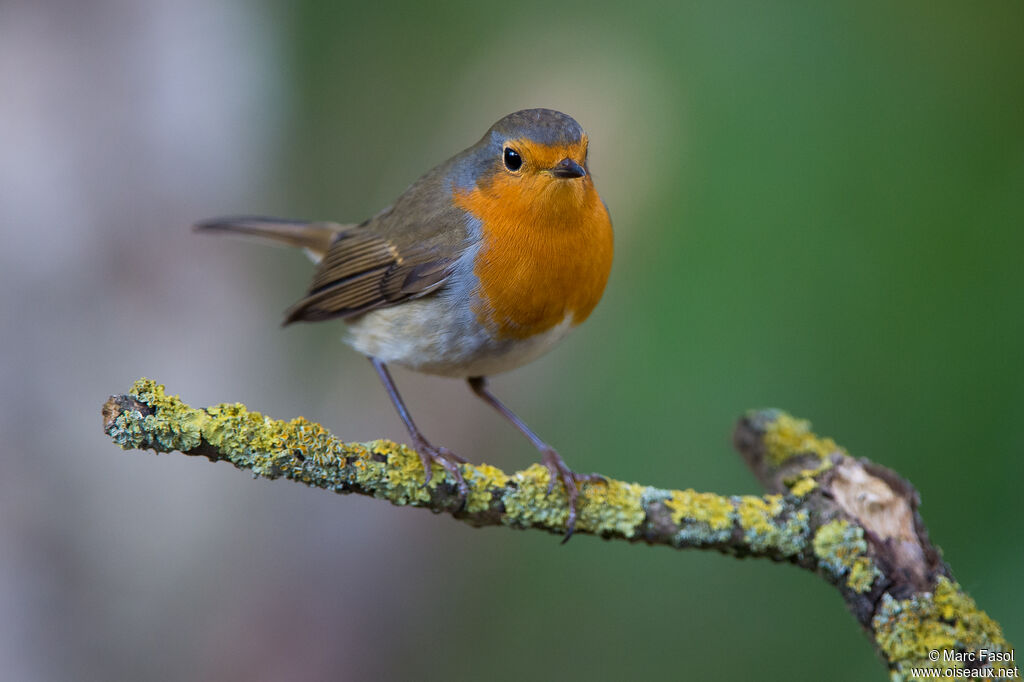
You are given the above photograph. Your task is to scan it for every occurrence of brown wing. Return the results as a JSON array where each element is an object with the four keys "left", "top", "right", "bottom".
[{"left": 282, "top": 230, "right": 454, "bottom": 324}]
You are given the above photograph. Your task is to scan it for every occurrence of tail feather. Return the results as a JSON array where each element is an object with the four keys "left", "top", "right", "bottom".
[{"left": 193, "top": 216, "right": 346, "bottom": 260}]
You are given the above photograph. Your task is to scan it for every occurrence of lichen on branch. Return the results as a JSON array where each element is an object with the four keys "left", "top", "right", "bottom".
[{"left": 102, "top": 378, "right": 1014, "bottom": 681}]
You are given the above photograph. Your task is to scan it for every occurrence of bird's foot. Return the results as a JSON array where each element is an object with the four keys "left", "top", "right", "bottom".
[
  {"left": 411, "top": 436, "right": 469, "bottom": 501},
  {"left": 540, "top": 447, "right": 603, "bottom": 543}
]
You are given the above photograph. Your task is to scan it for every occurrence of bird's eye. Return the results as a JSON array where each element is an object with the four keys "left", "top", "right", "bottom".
[{"left": 503, "top": 147, "right": 523, "bottom": 172}]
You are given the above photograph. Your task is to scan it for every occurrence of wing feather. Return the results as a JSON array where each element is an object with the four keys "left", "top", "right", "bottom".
[{"left": 283, "top": 230, "right": 456, "bottom": 324}]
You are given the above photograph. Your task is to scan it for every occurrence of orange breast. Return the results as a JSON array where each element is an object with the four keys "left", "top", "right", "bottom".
[{"left": 454, "top": 168, "right": 613, "bottom": 340}]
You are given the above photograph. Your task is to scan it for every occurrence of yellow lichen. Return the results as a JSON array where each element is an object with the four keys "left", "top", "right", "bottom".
[
  {"left": 665, "top": 489, "right": 735, "bottom": 531},
  {"left": 464, "top": 463, "right": 510, "bottom": 513},
  {"left": 812, "top": 519, "right": 880, "bottom": 593},
  {"left": 123, "top": 378, "right": 207, "bottom": 452},
  {"left": 763, "top": 412, "right": 843, "bottom": 466},
  {"left": 778, "top": 509, "right": 811, "bottom": 556},
  {"left": 847, "top": 556, "right": 881, "bottom": 594},
  {"left": 577, "top": 479, "right": 646, "bottom": 538},
  {"left": 116, "top": 380, "right": 656, "bottom": 535},
  {"left": 813, "top": 520, "right": 862, "bottom": 571},
  {"left": 736, "top": 494, "right": 784, "bottom": 535},
  {"left": 370, "top": 441, "right": 435, "bottom": 505},
  {"left": 783, "top": 460, "right": 834, "bottom": 498},
  {"left": 789, "top": 477, "right": 818, "bottom": 497},
  {"left": 502, "top": 464, "right": 569, "bottom": 528},
  {"left": 873, "top": 577, "right": 1011, "bottom": 678},
  {"left": 734, "top": 495, "right": 808, "bottom": 555},
  {"left": 932, "top": 578, "right": 1008, "bottom": 655},
  {"left": 204, "top": 403, "right": 284, "bottom": 457},
  {"left": 130, "top": 378, "right": 177, "bottom": 411}
]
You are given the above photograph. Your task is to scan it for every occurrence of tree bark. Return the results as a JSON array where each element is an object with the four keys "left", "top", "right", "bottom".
[{"left": 102, "top": 378, "right": 1016, "bottom": 681}]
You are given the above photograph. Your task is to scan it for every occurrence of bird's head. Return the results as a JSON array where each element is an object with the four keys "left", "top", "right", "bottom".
[{"left": 452, "top": 109, "right": 599, "bottom": 222}]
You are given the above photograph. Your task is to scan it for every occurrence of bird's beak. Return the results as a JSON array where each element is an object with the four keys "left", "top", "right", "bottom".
[{"left": 549, "top": 158, "right": 587, "bottom": 179}]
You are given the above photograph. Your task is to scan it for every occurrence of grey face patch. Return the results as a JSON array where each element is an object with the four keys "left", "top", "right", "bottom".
[{"left": 449, "top": 136, "right": 502, "bottom": 192}]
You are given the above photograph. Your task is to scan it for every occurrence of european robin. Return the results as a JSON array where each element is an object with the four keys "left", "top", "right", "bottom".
[{"left": 196, "top": 108, "right": 613, "bottom": 538}]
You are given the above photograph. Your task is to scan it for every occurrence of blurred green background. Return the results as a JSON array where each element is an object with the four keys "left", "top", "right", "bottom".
[{"left": 2, "top": 0, "right": 1021, "bottom": 680}]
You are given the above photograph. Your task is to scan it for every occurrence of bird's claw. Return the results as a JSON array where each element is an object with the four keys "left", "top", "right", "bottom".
[
  {"left": 540, "top": 447, "right": 600, "bottom": 543},
  {"left": 413, "top": 439, "right": 469, "bottom": 503}
]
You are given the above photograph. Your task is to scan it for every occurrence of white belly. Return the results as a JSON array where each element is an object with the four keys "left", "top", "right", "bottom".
[{"left": 345, "top": 293, "right": 575, "bottom": 378}]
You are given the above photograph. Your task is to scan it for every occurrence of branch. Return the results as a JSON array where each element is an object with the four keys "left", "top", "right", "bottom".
[{"left": 102, "top": 378, "right": 1016, "bottom": 680}]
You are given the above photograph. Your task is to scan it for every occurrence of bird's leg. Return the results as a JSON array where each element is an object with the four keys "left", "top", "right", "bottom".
[
  {"left": 368, "top": 357, "right": 468, "bottom": 497},
  {"left": 467, "top": 376, "right": 601, "bottom": 541}
]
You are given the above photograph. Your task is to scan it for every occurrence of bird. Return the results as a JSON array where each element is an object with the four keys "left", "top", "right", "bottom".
[{"left": 195, "top": 108, "right": 614, "bottom": 538}]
